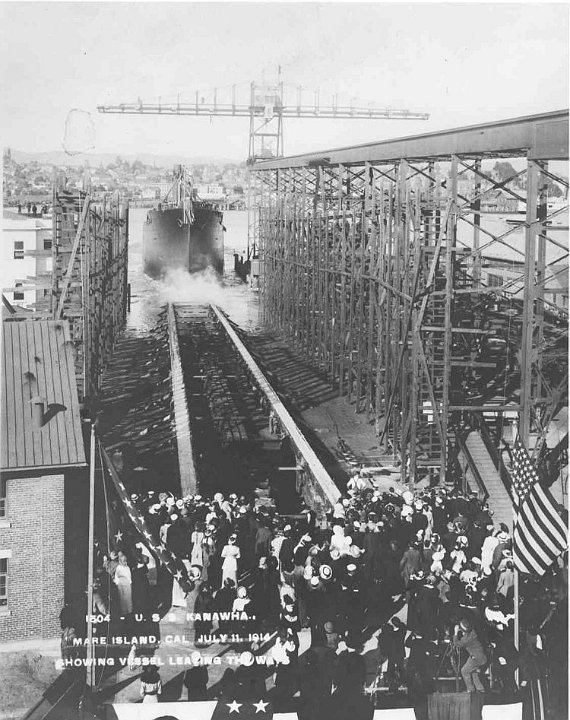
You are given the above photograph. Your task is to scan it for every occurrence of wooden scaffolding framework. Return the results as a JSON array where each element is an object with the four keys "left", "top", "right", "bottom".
[
  {"left": 51, "top": 176, "right": 129, "bottom": 402},
  {"left": 253, "top": 111, "right": 569, "bottom": 485}
]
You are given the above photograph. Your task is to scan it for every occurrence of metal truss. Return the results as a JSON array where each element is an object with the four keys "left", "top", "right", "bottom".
[{"left": 253, "top": 112, "right": 569, "bottom": 484}]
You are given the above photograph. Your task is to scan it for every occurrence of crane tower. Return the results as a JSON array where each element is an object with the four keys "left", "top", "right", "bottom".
[{"left": 97, "top": 76, "right": 430, "bottom": 270}]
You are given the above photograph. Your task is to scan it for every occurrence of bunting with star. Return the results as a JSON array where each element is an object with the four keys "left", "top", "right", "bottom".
[
  {"left": 100, "top": 443, "right": 194, "bottom": 593},
  {"left": 210, "top": 697, "right": 273, "bottom": 718},
  {"left": 109, "top": 699, "right": 405, "bottom": 719},
  {"left": 109, "top": 699, "right": 281, "bottom": 720}
]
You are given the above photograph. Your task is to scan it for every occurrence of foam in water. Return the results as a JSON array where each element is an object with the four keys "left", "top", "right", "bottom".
[{"left": 157, "top": 267, "right": 226, "bottom": 306}]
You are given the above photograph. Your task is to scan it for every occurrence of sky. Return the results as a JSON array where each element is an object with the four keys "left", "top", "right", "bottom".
[{"left": 0, "top": 1, "right": 568, "bottom": 162}]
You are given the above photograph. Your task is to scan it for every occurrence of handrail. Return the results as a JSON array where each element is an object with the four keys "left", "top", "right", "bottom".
[{"left": 455, "top": 430, "right": 490, "bottom": 504}]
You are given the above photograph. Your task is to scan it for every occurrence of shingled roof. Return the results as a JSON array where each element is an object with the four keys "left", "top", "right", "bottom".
[{"left": 1, "top": 319, "right": 86, "bottom": 471}]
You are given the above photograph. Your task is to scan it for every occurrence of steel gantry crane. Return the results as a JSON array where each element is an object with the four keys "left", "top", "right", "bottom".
[
  {"left": 97, "top": 78, "right": 430, "bottom": 163},
  {"left": 97, "top": 76, "right": 430, "bottom": 269}
]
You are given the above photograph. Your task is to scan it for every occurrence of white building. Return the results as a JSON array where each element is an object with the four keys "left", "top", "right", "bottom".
[
  {"left": 196, "top": 184, "right": 226, "bottom": 200},
  {"left": 1, "top": 210, "right": 52, "bottom": 310}
]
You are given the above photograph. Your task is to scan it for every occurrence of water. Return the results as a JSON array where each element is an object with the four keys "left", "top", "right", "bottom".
[
  {"left": 126, "top": 205, "right": 568, "bottom": 334},
  {"left": 127, "top": 208, "right": 260, "bottom": 334}
]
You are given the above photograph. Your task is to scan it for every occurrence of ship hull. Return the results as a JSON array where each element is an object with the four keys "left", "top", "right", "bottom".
[{"left": 143, "top": 205, "right": 224, "bottom": 278}]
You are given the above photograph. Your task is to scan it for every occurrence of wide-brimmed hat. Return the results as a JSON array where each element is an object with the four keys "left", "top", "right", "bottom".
[
  {"left": 319, "top": 564, "right": 333, "bottom": 580},
  {"left": 189, "top": 566, "right": 202, "bottom": 580}
]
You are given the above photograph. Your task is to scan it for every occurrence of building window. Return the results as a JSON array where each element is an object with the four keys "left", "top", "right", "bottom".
[
  {"left": 43, "top": 238, "right": 52, "bottom": 250},
  {"left": 0, "top": 559, "right": 7, "bottom": 606},
  {"left": 488, "top": 273, "right": 504, "bottom": 287},
  {"left": 13, "top": 283, "right": 24, "bottom": 301},
  {"left": 0, "top": 478, "right": 5, "bottom": 517},
  {"left": 13, "top": 241, "right": 24, "bottom": 260}
]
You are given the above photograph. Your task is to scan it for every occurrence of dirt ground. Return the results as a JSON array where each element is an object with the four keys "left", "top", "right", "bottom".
[{"left": 0, "top": 650, "right": 60, "bottom": 720}]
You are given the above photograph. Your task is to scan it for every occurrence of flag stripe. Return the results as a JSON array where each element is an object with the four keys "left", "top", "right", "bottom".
[
  {"left": 511, "top": 438, "right": 568, "bottom": 577},
  {"left": 525, "top": 495, "right": 567, "bottom": 555},
  {"left": 530, "top": 486, "right": 568, "bottom": 545},
  {"left": 514, "top": 526, "right": 549, "bottom": 575},
  {"left": 514, "top": 532, "right": 547, "bottom": 576},
  {"left": 519, "top": 497, "right": 566, "bottom": 558},
  {"left": 516, "top": 514, "right": 555, "bottom": 567},
  {"left": 513, "top": 548, "right": 534, "bottom": 575}
]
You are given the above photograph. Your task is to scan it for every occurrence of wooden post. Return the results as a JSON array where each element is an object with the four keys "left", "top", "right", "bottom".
[
  {"left": 520, "top": 160, "right": 539, "bottom": 443},
  {"left": 441, "top": 156, "right": 458, "bottom": 484},
  {"left": 86, "top": 423, "right": 96, "bottom": 689}
]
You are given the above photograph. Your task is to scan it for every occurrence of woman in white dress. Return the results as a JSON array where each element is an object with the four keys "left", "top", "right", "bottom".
[
  {"left": 140, "top": 665, "right": 162, "bottom": 703},
  {"left": 114, "top": 553, "right": 133, "bottom": 616},
  {"left": 190, "top": 522, "right": 205, "bottom": 567},
  {"left": 221, "top": 534, "right": 240, "bottom": 588}
]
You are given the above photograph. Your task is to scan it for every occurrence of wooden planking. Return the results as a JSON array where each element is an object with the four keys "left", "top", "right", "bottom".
[
  {"left": 1, "top": 325, "right": 7, "bottom": 468},
  {"left": 1, "top": 320, "right": 86, "bottom": 471},
  {"left": 17, "top": 322, "right": 33, "bottom": 468},
  {"left": 12, "top": 323, "right": 27, "bottom": 467},
  {"left": 3, "top": 324, "right": 17, "bottom": 468},
  {"left": 23, "top": 321, "right": 43, "bottom": 467},
  {"left": 46, "top": 322, "right": 69, "bottom": 464},
  {"left": 35, "top": 321, "right": 59, "bottom": 465},
  {"left": 60, "top": 322, "right": 83, "bottom": 462}
]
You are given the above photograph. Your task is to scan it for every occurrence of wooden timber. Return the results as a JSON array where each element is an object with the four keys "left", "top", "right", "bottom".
[
  {"left": 51, "top": 177, "right": 129, "bottom": 402},
  {"left": 254, "top": 113, "right": 569, "bottom": 485}
]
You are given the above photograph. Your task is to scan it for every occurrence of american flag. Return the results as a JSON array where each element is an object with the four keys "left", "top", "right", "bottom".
[
  {"left": 100, "top": 445, "right": 194, "bottom": 593},
  {"left": 511, "top": 437, "right": 567, "bottom": 576}
]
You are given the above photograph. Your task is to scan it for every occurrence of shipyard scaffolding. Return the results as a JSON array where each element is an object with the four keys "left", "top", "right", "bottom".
[
  {"left": 51, "top": 175, "right": 129, "bottom": 402},
  {"left": 252, "top": 110, "right": 569, "bottom": 505}
]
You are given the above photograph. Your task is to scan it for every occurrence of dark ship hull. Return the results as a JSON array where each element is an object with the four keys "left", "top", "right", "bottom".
[{"left": 143, "top": 203, "right": 224, "bottom": 279}]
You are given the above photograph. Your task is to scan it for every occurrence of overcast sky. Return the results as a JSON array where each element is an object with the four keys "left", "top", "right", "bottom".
[{"left": 1, "top": 2, "right": 568, "bottom": 161}]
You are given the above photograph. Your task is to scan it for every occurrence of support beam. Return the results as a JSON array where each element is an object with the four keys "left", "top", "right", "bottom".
[
  {"left": 167, "top": 304, "right": 198, "bottom": 494},
  {"left": 211, "top": 304, "right": 341, "bottom": 510}
]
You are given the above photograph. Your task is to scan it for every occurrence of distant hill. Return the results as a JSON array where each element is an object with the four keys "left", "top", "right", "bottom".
[{"left": 7, "top": 149, "right": 243, "bottom": 168}]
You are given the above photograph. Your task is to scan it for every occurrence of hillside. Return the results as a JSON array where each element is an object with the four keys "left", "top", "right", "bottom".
[{"left": 6, "top": 149, "right": 243, "bottom": 168}]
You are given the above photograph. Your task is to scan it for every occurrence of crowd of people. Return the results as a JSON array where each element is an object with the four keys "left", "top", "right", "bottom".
[{"left": 67, "top": 470, "right": 567, "bottom": 717}]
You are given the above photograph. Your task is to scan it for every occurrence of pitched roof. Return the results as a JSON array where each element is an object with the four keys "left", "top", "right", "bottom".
[{"left": 1, "top": 319, "right": 86, "bottom": 471}]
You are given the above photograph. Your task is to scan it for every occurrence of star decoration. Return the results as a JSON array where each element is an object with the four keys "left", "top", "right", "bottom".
[
  {"left": 227, "top": 701, "right": 242, "bottom": 713},
  {"left": 114, "top": 531, "right": 123, "bottom": 541},
  {"left": 253, "top": 699, "right": 269, "bottom": 713},
  {"left": 143, "top": 531, "right": 152, "bottom": 540},
  {"left": 174, "top": 570, "right": 183, "bottom": 581}
]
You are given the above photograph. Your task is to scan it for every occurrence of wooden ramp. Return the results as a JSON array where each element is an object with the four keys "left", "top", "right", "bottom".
[{"left": 461, "top": 430, "right": 513, "bottom": 530}]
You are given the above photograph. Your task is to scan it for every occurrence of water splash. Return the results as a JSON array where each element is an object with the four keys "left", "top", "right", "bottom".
[{"left": 157, "top": 267, "right": 226, "bottom": 305}]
